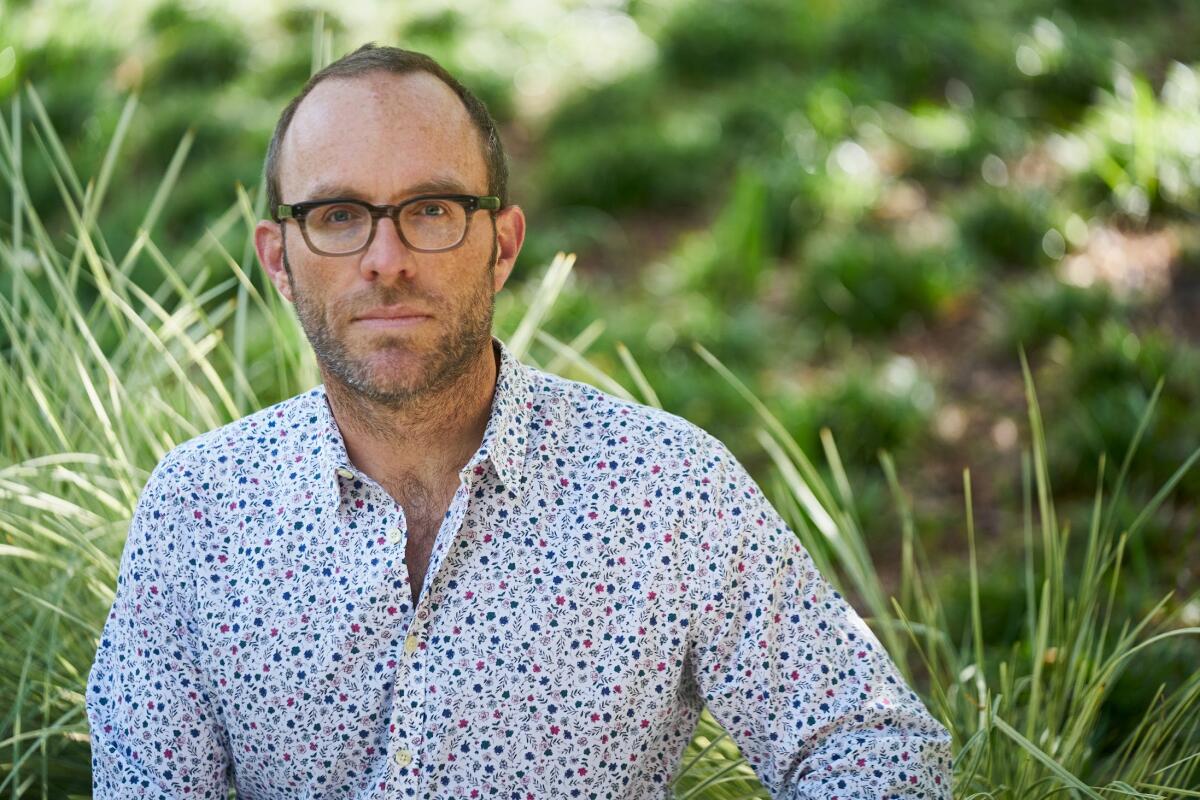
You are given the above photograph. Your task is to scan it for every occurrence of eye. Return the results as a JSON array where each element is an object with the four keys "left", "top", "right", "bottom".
[
  {"left": 317, "top": 204, "right": 366, "bottom": 225},
  {"left": 403, "top": 199, "right": 455, "bottom": 220}
]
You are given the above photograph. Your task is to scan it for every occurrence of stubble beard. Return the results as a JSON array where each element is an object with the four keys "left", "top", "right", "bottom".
[{"left": 284, "top": 237, "right": 499, "bottom": 409}]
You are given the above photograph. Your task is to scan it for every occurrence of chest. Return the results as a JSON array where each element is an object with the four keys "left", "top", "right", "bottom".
[
  {"left": 387, "top": 479, "right": 457, "bottom": 543},
  {"left": 208, "top": 507, "right": 686, "bottom": 799},
  {"left": 385, "top": 480, "right": 459, "bottom": 602},
  {"left": 403, "top": 510, "right": 442, "bottom": 576}
]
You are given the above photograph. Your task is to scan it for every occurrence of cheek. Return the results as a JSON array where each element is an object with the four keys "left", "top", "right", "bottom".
[
  {"left": 435, "top": 248, "right": 489, "bottom": 298},
  {"left": 291, "top": 258, "right": 347, "bottom": 307}
]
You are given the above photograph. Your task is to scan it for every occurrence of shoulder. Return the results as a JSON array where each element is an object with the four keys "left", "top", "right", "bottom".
[
  {"left": 526, "top": 365, "right": 725, "bottom": 454},
  {"left": 142, "top": 387, "right": 324, "bottom": 494},
  {"left": 521, "top": 363, "right": 736, "bottom": 493}
]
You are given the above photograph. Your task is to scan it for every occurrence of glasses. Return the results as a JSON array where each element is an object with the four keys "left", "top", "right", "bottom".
[{"left": 275, "top": 194, "right": 501, "bottom": 256}]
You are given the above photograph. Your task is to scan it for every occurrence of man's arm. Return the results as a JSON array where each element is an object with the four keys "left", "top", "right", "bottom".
[
  {"left": 86, "top": 455, "right": 231, "bottom": 798},
  {"left": 686, "top": 440, "right": 952, "bottom": 799}
]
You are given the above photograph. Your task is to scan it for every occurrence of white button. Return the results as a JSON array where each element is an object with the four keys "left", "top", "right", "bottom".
[
  {"left": 336, "top": 468, "right": 354, "bottom": 480},
  {"left": 404, "top": 634, "right": 420, "bottom": 655},
  {"left": 393, "top": 748, "right": 412, "bottom": 767},
  {"left": 387, "top": 527, "right": 402, "bottom": 544}
]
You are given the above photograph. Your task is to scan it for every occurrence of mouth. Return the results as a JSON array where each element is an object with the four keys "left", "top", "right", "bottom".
[{"left": 353, "top": 307, "right": 432, "bottom": 329}]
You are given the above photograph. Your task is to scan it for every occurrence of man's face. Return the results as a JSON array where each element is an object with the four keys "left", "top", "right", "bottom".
[{"left": 256, "top": 71, "right": 523, "bottom": 407}]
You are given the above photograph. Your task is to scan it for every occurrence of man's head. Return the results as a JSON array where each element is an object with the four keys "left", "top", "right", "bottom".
[
  {"left": 264, "top": 44, "right": 509, "bottom": 216},
  {"left": 254, "top": 44, "right": 525, "bottom": 408}
]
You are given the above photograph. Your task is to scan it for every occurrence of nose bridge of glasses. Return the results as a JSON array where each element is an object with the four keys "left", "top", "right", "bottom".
[
  {"left": 375, "top": 204, "right": 406, "bottom": 244},
  {"left": 361, "top": 202, "right": 412, "bottom": 255}
]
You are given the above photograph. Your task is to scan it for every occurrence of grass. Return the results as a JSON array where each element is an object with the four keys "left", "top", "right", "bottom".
[{"left": 3, "top": 77, "right": 1200, "bottom": 800}]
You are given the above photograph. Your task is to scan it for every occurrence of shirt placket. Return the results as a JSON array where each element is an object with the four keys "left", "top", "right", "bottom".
[{"left": 387, "top": 471, "right": 476, "bottom": 795}]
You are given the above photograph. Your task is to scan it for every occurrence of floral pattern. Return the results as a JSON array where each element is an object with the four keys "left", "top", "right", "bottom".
[{"left": 87, "top": 336, "right": 951, "bottom": 799}]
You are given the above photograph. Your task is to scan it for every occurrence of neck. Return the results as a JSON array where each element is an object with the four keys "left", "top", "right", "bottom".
[{"left": 323, "top": 339, "right": 500, "bottom": 485}]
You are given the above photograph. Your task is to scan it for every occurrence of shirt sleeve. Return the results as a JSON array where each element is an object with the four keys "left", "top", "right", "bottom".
[
  {"left": 85, "top": 454, "right": 231, "bottom": 799},
  {"left": 686, "top": 441, "right": 953, "bottom": 799}
]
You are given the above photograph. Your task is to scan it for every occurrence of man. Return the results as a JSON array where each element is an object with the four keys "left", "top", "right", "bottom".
[{"left": 86, "top": 43, "right": 952, "bottom": 799}]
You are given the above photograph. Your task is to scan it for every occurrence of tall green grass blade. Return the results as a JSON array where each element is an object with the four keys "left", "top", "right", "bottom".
[
  {"left": 231, "top": 182, "right": 265, "bottom": 410},
  {"left": 510, "top": 252, "right": 576, "bottom": 359},
  {"left": 1021, "top": 350, "right": 1065, "bottom": 646},
  {"left": 84, "top": 94, "right": 138, "bottom": 257},
  {"left": 10, "top": 92, "right": 22, "bottom": 254},
  {"left": 118, "top": 128, "right": 194, "bottom": 274},
  {"left": 615, "top": 341, "right": 662, "bottom": 409},
  {"left": 21, "top": 84, "right": 83, "bottom": 208},
  {"left": 964, "top": 470, "right": 988, "bottom": 719},
  {"left": 992, "top": 716, "right": 1106, "bottom": 800},
  {"left": 1124, "top": 444, "right": 1200, "bottom": 541},
  {"left": 1102, "top": 378, "right": 1164, "bottom": 540},
  {"left": 533, "top": 327, "right": 635, "bottom": 401},
  {"left": 544, "top": 318, "right": 605, "bottom": 375}
]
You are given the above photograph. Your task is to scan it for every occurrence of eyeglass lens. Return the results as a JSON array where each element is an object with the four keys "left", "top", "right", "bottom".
[{"left": 305, "top": 200, "right": 469, "bottom": 254}]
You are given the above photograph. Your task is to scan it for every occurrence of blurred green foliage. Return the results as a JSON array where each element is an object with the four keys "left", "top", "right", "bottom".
[
  {"left": 954, "top": 187, "right": 1058, "bottom": 271},
  {"left": 1049, "top": 322, "right": 1200, "bottom": 495},
  {"left": 797, "top": 230, "right": 974, "bottom": 337},
  {"left": 995, "top": 276, "right": 1121, "bottom": 352}
]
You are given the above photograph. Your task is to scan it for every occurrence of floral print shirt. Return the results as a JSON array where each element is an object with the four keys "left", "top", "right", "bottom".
[{"left": 86, "top": 336, "right": 952, "bottom": 799}]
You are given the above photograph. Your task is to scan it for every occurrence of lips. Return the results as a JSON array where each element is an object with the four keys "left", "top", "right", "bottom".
[
  {"left": 355, "top": 306, "right": 430, "bottom": 321},
  {"left": 350, "top": 309, "right": 432, "bottom": 331}
]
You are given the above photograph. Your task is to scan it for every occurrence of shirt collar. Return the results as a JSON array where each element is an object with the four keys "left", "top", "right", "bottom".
[
  {"left": 309, "top": 336, "right": 532, "bottom": 509},
  {"left": 460, "top": 335, "right": 533, "bottom": 497}
]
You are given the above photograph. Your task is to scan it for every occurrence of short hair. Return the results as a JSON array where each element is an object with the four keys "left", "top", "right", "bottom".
[{"left": 264, "top": 43, "right": 508, "bottom": 217}]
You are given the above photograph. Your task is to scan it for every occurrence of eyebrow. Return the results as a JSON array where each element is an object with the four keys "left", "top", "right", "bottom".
[{"left": 302, "top": 176, "right": 475, "bottom": 202}]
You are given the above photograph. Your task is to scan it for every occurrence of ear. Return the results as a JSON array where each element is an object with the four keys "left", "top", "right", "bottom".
[
  {"left": 491, "top": 204, "right": 525, "bottom": 294},
  {"left": 255, "top": 219, "right": 294, "bottom": 303}
]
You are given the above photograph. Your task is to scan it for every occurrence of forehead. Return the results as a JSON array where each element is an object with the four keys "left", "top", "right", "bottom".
[{"left": 278, "top": 71, "right": 488, "bottom": 201}]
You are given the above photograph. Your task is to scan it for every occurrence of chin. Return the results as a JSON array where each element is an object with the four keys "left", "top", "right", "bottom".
[
  {"left": 361, "top": 352, "right": 429, "bottom": 381},
  {"left": 343, "top": 368, "right": 429, "bottom": 404}
]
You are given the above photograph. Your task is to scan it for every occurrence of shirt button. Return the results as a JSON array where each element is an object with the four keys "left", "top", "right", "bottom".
[
  {"left": 336, "top": 468, "right": 354, "bottom": 480},
  {"left": 393, "top": 748, "right": 413, "bottom": 767},
  {"left": 404, "top": 633, "right": 420, "bottom": 655},
  {"left": 387, "top": 527, "right": 402, "bottom": 545}
]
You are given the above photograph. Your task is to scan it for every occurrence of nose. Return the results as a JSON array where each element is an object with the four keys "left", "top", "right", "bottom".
[{"left": 358, "top": 214, "right": 419, "bottom": 281}]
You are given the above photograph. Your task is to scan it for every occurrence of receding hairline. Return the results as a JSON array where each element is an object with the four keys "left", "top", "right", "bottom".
[
  {"left": 264, "top": 45, "right": 509, "bottom": 219},
  {"left": 295, "top": 69, "right": 474, "bottom": 124},
  {"left": 274, "top": 70, "right": 489, "bottom": 199}
]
